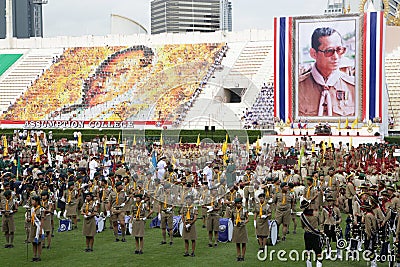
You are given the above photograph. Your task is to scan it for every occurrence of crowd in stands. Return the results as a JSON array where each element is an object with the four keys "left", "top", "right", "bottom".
[
  {"left": 96, "top": 43, "right": 226, "bottom": 122},
  {"left": 2, "top": 47, "right": 122, "bottom": 121},
  {"left": 84, "top": 46, "right": 154, "bottom": 107},
  {"left": 173, "top": 45, "right": 228, "bottom": 126},
  {"left": 242, "top": 83, "right": 275, "bottom": 129}
]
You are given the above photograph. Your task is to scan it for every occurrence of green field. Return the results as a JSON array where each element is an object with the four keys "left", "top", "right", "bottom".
[{"left": 1, "top": 207, "right": 392, "bottom": 267}]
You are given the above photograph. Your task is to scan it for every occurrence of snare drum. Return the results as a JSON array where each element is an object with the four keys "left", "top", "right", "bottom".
[{"left": 267, "top": 220, "right": 278, "bottom": 246}]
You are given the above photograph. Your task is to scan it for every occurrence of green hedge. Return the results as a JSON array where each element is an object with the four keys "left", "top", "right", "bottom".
[
  {"left": 385, "top": 136, "right": 400, "bottom": 144},
  {"left": 0, "top": 129, "right": 261, "bottom": 144}
]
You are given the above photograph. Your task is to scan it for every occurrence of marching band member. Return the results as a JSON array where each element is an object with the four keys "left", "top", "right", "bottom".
[
  {"left": 180, "top": 195, "right": 198, "bottom": 257},
  {"left": 204, "top": 187, "right": 221, "bottom": 247},
  {"left": 109, "top": 181, "right": 127, "bottom": 242},
  {"left": 363, "top": 203, "right": 378, "bottom": 267},
  {"left": 230, "top": 198, "right": 249, "bottom": 261},
  {"left": 158, "top": 183, "right": 175, "bottom": 245},
  {"left": 40, "top": 191, "right": 53, "bottom": 249},
  {"left": 0, "top": 190, "right": 18, "bottom": 248},
  {"left": 272, "top": 182, "right": 294, "bottom": 241},
  {"left": 29, "top": 196, "right": 45, "bottom": 262},
  {"left": 81, "top": 192, "right": 98, "bottom": 252},
  {"left": 131, "top": 193, "right": 152, "bottom": 254},
  {"left": 63, "top": 181, "right": 79, "bottom": 229},
  {"left": 320, "top": 195, "right": 341, "bottom": 259},
  {"left": 300, "top": 199, "right": 322, "bottom": 267},
  {"left": 254, "top": 193, "right": 271, "bottom": 251}
]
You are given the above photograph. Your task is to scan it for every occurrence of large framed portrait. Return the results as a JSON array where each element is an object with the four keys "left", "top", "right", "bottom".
[{"left": 294, "top": 15, "right": 361, "bottom": 121}]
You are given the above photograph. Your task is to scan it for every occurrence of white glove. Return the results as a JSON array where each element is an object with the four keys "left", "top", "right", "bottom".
[
  {"left": 142, "top": 217, "right": 147, "bottom": 221},
  {"left": 87, "top": 212, "right": 92, "bottom": 216},
  {"left": 220, "top": 199, "right": 225, "bottom": 204},
  {"left": 253, "top": 220, "right": 257, "bottom": 229},
  {"left": 9, "top": 210, "right": 13, "bottom": 214},
  {"left": 106, "top": 210, "right": 111, "bottom": 217},
  {"left": 267, "top": 199, "right": 273, "bottom": 204},
  {"left": 100, "top": 212, "right": 104, "bottom": 217},
  {"left": 84, "top": 215, "right": 88, "bottom": 219},
  {"left": 157, "top": 213, "right": 161, "bottom": 220},
  {"left": 186, "top": 224, "right": 191, "bottom": 230},
  {"left": 261, "top": 215, "right": 267, "bottom": 219},
  {"left": 63, "top": 210, "right": 67, "bottom": 218},
  {"left": 60, "top": 197, "right": 65, "bottom": 202},
  {"left": 166, "top": 207, "right": 172, "bottom": 212},
  {"left": 120, "top": 203, "right": 125, "bottom": 207},
  {"left": 207, "top": 208, "right": 213, "bottom": 213}
]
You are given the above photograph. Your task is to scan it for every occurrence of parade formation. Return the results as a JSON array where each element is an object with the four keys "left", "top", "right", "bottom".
[{"left": 1, "top": 131, "right": 400, "bottom": 266}]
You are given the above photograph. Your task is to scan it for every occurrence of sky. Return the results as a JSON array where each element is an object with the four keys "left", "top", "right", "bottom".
[{"left": 42, "top": 0, "right": 365, "bottom": 37}]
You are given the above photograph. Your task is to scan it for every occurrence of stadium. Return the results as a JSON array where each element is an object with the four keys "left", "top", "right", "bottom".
[{"left": 1, "top": 0, "right": 400, "bottom": 266}]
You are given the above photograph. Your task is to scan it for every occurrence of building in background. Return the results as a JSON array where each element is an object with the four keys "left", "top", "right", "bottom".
[
  {"left": 0, "top": 0, "right": 47, "bottom": 39},
  {"left": 151, "top": 0, "right": 232, "bottom": 34}
]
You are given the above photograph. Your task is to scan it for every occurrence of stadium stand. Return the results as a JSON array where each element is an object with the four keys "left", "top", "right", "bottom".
[
  {"left": 2, "top": 46, "right": 122, "bottom": 120},
  {"left": 90, "top": 43, "right": 225, "bottom": 122},
  {"left": 242, "top": 83, "right": 274, "bottom": 129},
  {"left": 386, "top": 46, "right": 400, "bottom": 130},
  {"left": 0, "top": 49, "right": 63, "bottom": 113}
]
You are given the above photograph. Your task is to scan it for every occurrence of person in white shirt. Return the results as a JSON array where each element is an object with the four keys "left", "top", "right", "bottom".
[
  {"left": 157, "top": 156, "right": 167, "bottom": 181},
  {"left": 202, "top": 162, "right": 213, "bottom": 189},
  {"left": 89, "top": 156, "right": 99, "bottom": 180}
]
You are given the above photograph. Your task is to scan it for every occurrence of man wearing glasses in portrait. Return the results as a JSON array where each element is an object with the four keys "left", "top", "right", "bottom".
[{"left": 298, "top": 27, "right": 355, "bottom": 117}]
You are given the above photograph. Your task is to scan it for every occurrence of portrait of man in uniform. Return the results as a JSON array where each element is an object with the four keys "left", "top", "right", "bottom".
[{"left": 296, "top": 18, "right": 358, "bottom": 118}]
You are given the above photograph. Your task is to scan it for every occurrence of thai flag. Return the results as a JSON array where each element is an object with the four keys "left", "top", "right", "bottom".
[
  {"left": 362, "top": 11, "right": 385, "bottom": 121},
  {"left": 274, "top": 16, "right": 293, "bottom": 122}
]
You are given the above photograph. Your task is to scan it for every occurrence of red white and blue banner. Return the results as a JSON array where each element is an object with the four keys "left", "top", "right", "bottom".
[
  {"left": 274, "top": 16, "right": 293, "bottom": 123},
  {"left": 362, "top": 11, "right": 385, "bottom": 121}
]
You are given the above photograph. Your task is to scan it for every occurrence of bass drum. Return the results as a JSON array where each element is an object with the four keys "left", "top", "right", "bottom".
[
  {"left": 218, "top": 218, "right": 233, "bottom": 242},
  {"left": 267, "top": 220, "right": 278, "bottom": 246}
]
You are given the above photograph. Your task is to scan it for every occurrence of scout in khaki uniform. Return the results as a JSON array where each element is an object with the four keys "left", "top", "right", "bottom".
[
  {"left": 230, "top": 198, "right": 248, "bottom": 262},
  {"left": 324, "top": 167, "right": 339, "bottom": 201},
  {"left": 63, "top": 181, "right": 79, "bottom": 229},
  {"left": 272, "top": 182, "right": 293, "bottom": 241},
  {"left": 40, "top": 191, "right": 53, "bottom": 249},
  {"left": 320, "top": 195, "right": 341, "bottom": 259},
  {"left": 241, "top": 167, "right": 255, "bottom": 212},
  {"left": 254, "top": 193, "right": 271, "bottom": 251},
  {"left": 0, "top": 190, "right": 17, "bottom": 248},
  {"left": 363, "top": 203, "right": 378, "bottom": 267},
  {"left": 300, "top": 199, "right": 322, "bottom": 267},
  {"left": 180, "top": 195, "right": 198, "bottom": 257},
  {"left": 203, "top": 187, "right": 221, "bottom": 247},
  {"left": 108, "top": 181, "right": 127, "bottom": 242},
  {"left": 159, "top": 183, "right": 175, "bottom": 245},
  {"left": 81, "top": 192, "right": 98, "bottom": 252},
  {"left": 131, "top": 194, "right": 152, "bottom": 255},
  {"left": 29, "top": 196, "right": 45, "bottom": 262}
]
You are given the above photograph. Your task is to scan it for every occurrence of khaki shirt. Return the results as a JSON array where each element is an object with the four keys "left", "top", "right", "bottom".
[{"left": 298, "top": 70, "right": 355, "bottom": 117}]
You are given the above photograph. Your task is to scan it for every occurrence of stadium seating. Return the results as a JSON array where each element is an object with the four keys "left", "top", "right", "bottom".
[
  {"left": 2, "top": 47, "right": 122, "bottom": 120},
  {"left": 386, "top": 46, "right": 400, "bottom": 130},
  {"left": 242, "top": 84, "right": 275, "bottom": 129},
  {"left": 94, "top": 43, "right": 225, "bottom": 121},
  {"left": 0, "top": 50, "right": 64, "bottom": 113}
]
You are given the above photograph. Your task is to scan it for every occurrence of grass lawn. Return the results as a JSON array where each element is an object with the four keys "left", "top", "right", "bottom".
[{"left": 0, "top": 208, "right": 392, "bottom": 267}]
